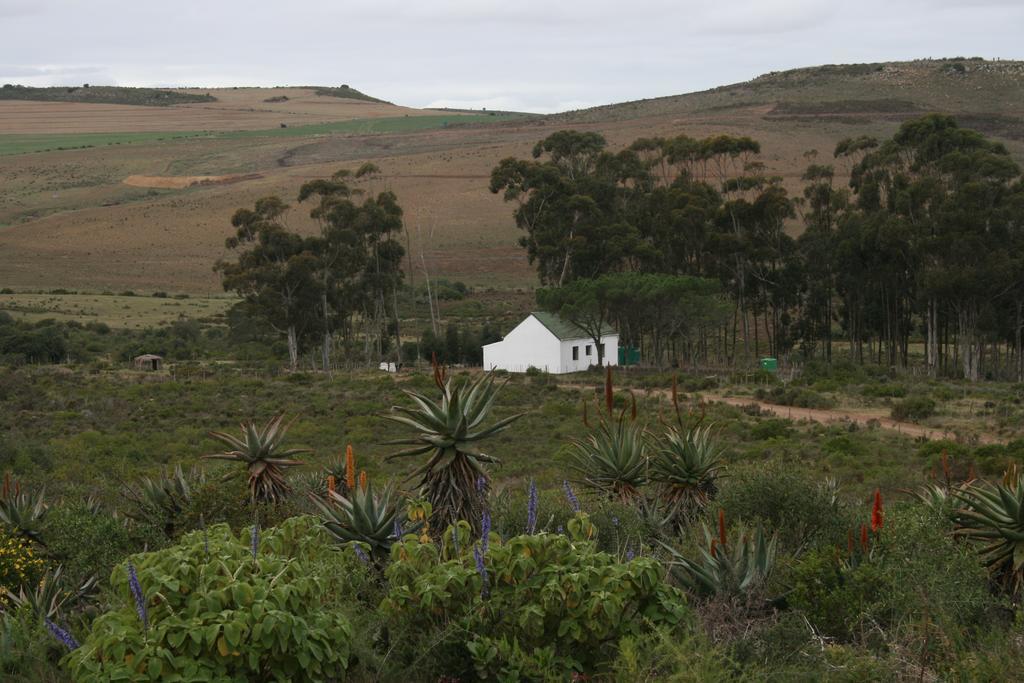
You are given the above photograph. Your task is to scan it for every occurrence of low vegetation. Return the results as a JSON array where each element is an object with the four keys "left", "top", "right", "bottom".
[
  {"left": 0, "top": 84, "right": 215, "bottom": 106},
  {"left": 1, "top": 366, "right": 1023, "bottom": 680}
]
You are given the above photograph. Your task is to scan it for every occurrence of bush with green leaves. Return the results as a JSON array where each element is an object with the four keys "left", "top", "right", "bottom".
[
  {"left": 41, "top": 503, "right": 163, "bottom": 591},
  {"left": 715, "top": 463, "right": 850, "bottom": 553},
  {"left": 790, "top": 503, "right": 1000, "bottom": 655},
  {"left": 890, "top": 395, "right": 937, "bottom": 422},
  {"left": 177, "top": 476, "right": 301, "bottom": 537},
  {"left": 381, "top": 531, "right": 688, "bottom": 679},
  {"left": 65, "top": 516, "right": 353, "bottom": 682},
  {"left": 0, "top": 605, "right": 69, "bottom": 683},
  {"left": 0, "top": 526, "right": 47, "bottom": 609}
]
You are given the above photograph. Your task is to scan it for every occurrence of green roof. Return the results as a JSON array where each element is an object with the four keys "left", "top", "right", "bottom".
[{"left": 530, "top": 311, "right": 615, "bottom": 341}]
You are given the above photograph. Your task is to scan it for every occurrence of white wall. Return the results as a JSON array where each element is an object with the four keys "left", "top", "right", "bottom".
[
  {"left": 483, "top": 315, "right": 620, "bottom": 374},
  {"left": 559, "top": 334, "right": 619, "bottom": 373},
  {"left": 482, "top": 315, "right": 562, "bottom": 373}
]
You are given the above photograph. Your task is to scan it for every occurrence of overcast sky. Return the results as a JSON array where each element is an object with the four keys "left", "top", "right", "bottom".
[{"left": 1, "top": 0, "right": 1022, "bottom": 113}]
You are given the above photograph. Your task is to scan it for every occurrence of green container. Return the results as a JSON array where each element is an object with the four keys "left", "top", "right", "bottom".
[
  {"left": 618, "top": 346, "right": 640, "bottom": 366},
  {"left": 760, "top": 357, "right": 778, "bottom": 372}
]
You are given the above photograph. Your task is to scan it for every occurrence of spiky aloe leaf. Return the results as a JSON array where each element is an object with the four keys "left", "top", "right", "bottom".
[
  {"left": 0, "top": 484, "right": 48, "bottom": 544},
  {"left": 953, "top": 471, "right": 1024, "bottom": 594},
  {"left": 650, "top": 424, "right": 723, "bottom": 525},
  {"left": 382, "top": 372, "right": 522, "bottom": 531},
  {"left": 570, "top": 418, "right": 648, "bottom": 502},
  {"left": 203, "top": 414, "right": 309, "bottom": 504},
  {"left": 311, "top": 482, "right": 417, "bottom": 559},
  {"left": 661, "top": 521, "right": 777, "bottom": 599}
]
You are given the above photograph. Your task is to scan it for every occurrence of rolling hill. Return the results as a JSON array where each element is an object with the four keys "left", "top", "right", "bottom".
[{"left": 0, "top": 58, "right": 1022, "bottom": 294}]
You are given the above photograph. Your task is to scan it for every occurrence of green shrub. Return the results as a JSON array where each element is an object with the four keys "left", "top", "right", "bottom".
[
  {"left": 177, "top": 477, "right": 302, "bottom": 537},
  {"left": 381, "top": 532, "right": 688, "bottom": 679},
  {"left": 790, "top": 504, "right": 1001, "bottom": 656},
  {"left": 0, "top": 526, "right": 47, "bottom": 609},
  {"left": 40, "top": 504, "right": 164, "bottom": 591},
  {"left": 748, "top": 419, "right": 793, "bottom": 441},
  {"left": 753, "top": 385, "right": 835, "bottom": 410},
  {"left": 715, "top": 463, "right": 850, "bottom": 553},
  {"left": 0, "top": 606, "right": 69, "bottom": 682},
  {"left": 66, "top": 516, "right": 353, "bottom": 682},
  {"left": 861, "top": 381, "right": 908, "bottom": 398},
  {"left": 891, "top": 396, "right": 937, "bottom": 421}
]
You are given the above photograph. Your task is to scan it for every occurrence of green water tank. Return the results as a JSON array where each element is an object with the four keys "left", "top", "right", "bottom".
[
  {"left": 618, "top": 346, "right": 640, "bottom": 366},
  {"left": 760, "top": 357, "right": 778, "bottom": 372}
]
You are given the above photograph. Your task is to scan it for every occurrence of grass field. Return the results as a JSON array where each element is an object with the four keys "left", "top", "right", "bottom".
[
  {"left": 1, "top": 60, "right": 1023, "bottom": 294},
  {"left": 0, "top": 113, "right": 526, "bottom": 157},
  {"left": 0, "top": 292, "right": 234, "bottom": 329}
]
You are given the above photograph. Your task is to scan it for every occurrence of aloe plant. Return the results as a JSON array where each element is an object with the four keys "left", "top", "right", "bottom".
[
  {"left": 123, "top": 465, "right": 204, "bottom": 537},
  {"left": 204, "top": 414, "right": 309, "bottom": 504},
  {"left": 3, "top": 565, "right": 97, "bottom": 619},
  {"left": 384, "top": 368, "right": 521, "bottom": 531},
  {"left": 571, "top": 418, "right": 648, "bottom": 502},
  {"left": 0, "top": 478, "right": 47, "bottom": 544},
  {"left": 311, "top": 482, "right": 414, "bottom": 559},
  {"left": 662, "top": 516, "right": 777, "bottom": 599},
  {"left": 953, "top": 468, "right": 1024, "bottom": 594},
  {"left": 650, "top": 424, "right": 723, "bottom": 523}
]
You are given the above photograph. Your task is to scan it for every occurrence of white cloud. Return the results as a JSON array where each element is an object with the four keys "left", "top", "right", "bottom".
[{"left": 0, "top": 0, "right": 1021, "bottom": 112}]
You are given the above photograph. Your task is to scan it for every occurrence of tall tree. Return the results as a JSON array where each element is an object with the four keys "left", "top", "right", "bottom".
[{"left": 215, "top": 197, "right": 321, "bottom": 371}]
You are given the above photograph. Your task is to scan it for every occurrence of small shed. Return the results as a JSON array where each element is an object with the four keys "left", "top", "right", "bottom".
[
  {"left": 133, "top": 354, "right": 163, "bottom": 371},
  {"left": 482, "top": 312, "right": 619, "bottom": 374}
]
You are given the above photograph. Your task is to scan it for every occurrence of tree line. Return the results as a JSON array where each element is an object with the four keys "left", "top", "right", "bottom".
[
  {"left": 491, "top": 116, "right": 1024, "bottom": 380},
  {"left": 215, "top": 164, "right": 405, "bottom": 371}
]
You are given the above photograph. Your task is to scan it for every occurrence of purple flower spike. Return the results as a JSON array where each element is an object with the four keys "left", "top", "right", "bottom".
[
  {"left": 126, "top": 561, "right": 148, "bottom": 634},
  {"left": 200, "top": 514, "right": 210, "bottom": 556},
  {"left": 562, "top": 480, "right": 580, "bottom": 513},
  {"left": 451, "top": 524, "right": 461, "bottom": 557},
  {"left": 353, "top": 545, "right": 370, "bottom": 564},
  {"left": 251, "top": 523, "right": 260, "bottom": 561},
  {"left": 481, "top": 509, "right": 491, "bottom": 554},
  {"left": 473, "top": 543, "right": 489, "bottom": 598},
  {"left": 45, "top": 619, "right": 79, "bottom": 651},
  {"left": 526, "top": 479, "right": 538, "bottom": 535},
  {"left": 477, "top": 475, "right": 487, "bottom": 494},
  {"left": 393, "top": 519, "right": 403, "bottom": 539},
  {"left": 626, "top": 548, "right": 635, "bottom": 561}
]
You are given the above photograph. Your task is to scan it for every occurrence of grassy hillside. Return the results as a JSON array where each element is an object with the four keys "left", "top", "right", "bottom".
[
  {"left": 0, "top": 84, "right": 215, "bottom": 106},
  {"left": 1, "top": 58, "right": 1023, "bottom": 293},
  {"left": 554, "top": 58, "right": 1024, "bottom": 126},
  {"left": 312, "top": 84, "right": 389, "bottom": 103}
]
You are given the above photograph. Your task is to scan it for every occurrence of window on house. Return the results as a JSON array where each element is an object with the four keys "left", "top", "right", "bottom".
[
  {"left": 585, "top": 345, "right": 592, "bottom": 357},
  {"left": 572, "top": 345, "right": 579, "bottom": 360}
]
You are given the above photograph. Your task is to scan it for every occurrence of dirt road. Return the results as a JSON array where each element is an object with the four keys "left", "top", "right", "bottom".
[
  {"left": 704, "top": 394, "right": 1006, "bottom": 445},
  {"left": 559, "top": 382, "right": 1005, "bottom": 445}
]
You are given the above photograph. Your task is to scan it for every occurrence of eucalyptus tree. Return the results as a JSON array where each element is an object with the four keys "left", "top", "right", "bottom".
[{"left": 215, "top": 197, "right": 322, "bottom": 371}]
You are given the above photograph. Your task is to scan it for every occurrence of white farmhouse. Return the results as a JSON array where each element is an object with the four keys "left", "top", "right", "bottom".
[{"left": 482, "top": 311, "right": 619, "bottom": 374}]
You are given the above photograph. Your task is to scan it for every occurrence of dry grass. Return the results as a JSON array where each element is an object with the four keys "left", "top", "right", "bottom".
[
  {"left": 0, "top": 87, "right": 440, "bottom": 134},
  {"left": 0, "top": 292, "right": 234, "bottom": 329},
  {"left": 0, "top": 60, "right": 1022, "bottom": 294}
]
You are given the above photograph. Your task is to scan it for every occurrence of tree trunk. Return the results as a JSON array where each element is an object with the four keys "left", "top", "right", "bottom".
[
  {"left": 958, "top": 304, "right": 980, "bottom": 382},
  {"left": 926, "top": 297, "right": 938, "bottom": 378},
  {"left": 287, "top": 326, "right": 299, "bottom": 372}
]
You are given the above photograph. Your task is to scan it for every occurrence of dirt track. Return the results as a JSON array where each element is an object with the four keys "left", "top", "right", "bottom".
[
  {"left": 561, "top": 382, "right": 1005, "bottom": 445},
  {"left": 704, "top": 394, "right": 1006, "bottom": 445},
  {"left": 123, "top": 173, "right": 262, "bottom": 189}
]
